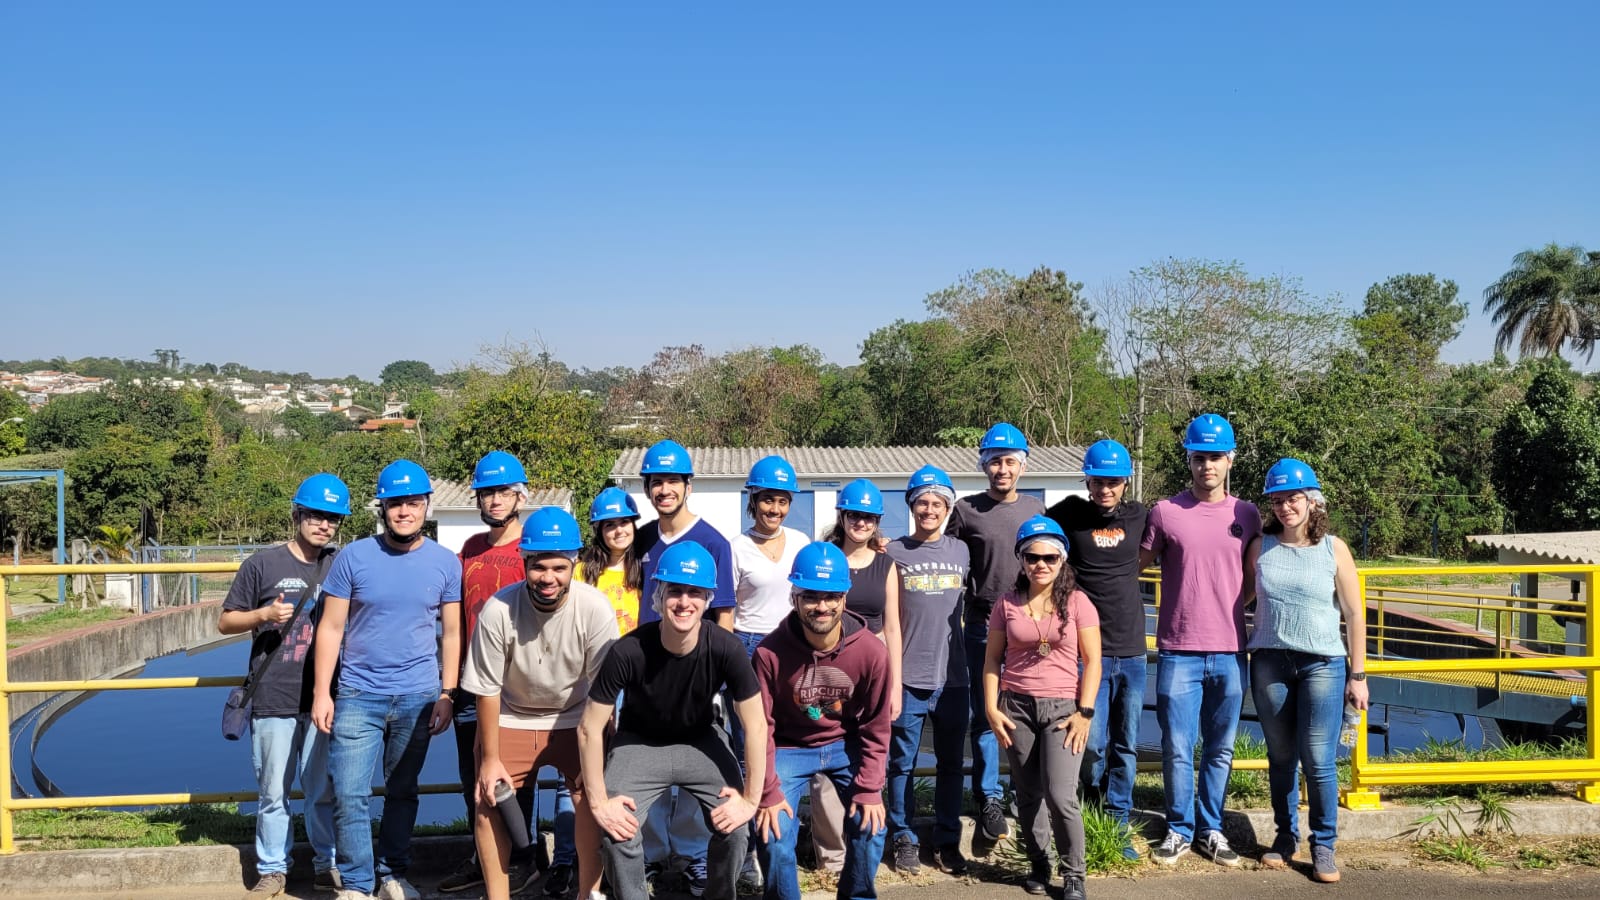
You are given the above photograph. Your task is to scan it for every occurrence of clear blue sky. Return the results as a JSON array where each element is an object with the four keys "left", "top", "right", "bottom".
[{"left": 2, "top": 2, "right": 1595, "bottom": 379}]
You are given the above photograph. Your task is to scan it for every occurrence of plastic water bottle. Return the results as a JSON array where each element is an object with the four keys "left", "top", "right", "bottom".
[{"left": 1339, "top": 706, "right": 1361, "bottom": 748}]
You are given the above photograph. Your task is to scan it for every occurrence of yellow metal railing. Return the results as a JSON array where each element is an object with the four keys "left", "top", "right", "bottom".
[
  {"left": 1, "top": 560, "right": 1596, "bottom": 854},
  {"left": 1343, "top": 564, "right": 1600, "bottom": 809}
]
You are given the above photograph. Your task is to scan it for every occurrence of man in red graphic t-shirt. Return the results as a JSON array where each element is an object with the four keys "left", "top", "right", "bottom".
[{"left": 439, "top": 451, "right": 538, "bottom": 894}]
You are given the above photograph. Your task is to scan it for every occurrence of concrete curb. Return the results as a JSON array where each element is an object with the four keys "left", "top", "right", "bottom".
[{"left": 3, "top": 798, "right": 1599, "bottom": 895}]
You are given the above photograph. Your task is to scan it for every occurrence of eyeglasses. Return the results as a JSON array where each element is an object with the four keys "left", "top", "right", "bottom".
[
  {"left": 1022, "top": 552, "right": 1063, "bottom": 566},
  {"left": 796, "top": 591, "right": 846, "bottom": 607},
  {"left": 843, "top": 511, "right": 879, "bottom": 523},
  {"left": 477, "top": 487, "right": 519, "bottom": 501},
  {"left": 301, "top": 510, "right": 345, "bottom": 525}
]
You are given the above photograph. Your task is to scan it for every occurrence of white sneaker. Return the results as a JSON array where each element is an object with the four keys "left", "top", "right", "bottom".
[
  {"left": 376, "top": 877, "right": 421, "bottom": 900},
  {"left": 334, "top": 891, "right": 374, "bottom": 900}
]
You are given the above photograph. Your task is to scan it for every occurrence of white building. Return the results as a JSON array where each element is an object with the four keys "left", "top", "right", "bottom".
[
  {"left": 609, "top": 445, "right": 1087, "bottom": 541},
  {"left": 422, "top": 479, "right": 572, "bottom": 554}
]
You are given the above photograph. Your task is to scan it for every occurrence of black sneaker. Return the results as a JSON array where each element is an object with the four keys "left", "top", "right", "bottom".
[
  {"left": 1260, "top": 834, "right": 1298, "bottom": 869},
  {"left": 1022, "top": 860, "right": 1051, "bottom": 895},
  {"left": 438, "top": 858, "right": 484, "bottom": 893},
  {"left": 1198, "top": 832, "right": 1241, "bottom": 867},
  {"left": 1063, "top": 874, "right": 1087, "bottom": 900},
  {"left": 932, "top": 843, "right": 968, "bottom": 876},
  {"left": 979, "top": 797, "right": 1008, "bottom": 840},
  {"left": 891, "top": 834, "right": 921, "bottom": 873},
  {"left": 313, "top": 869, "right": 341, "bottom": 892},
  {"left": 1150, "top": 831, "right": 1190, "bottom": 865},
  {"left": 542, "top": 863, "right": 574, "bottom": 897}
]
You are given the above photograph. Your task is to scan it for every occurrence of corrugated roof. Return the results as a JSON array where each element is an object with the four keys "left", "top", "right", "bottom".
[
  {"left": 610, "top": 445, "right": 1085, "bottom": 479},
  {"left": 1467, "top": 532, "right": 1600, "bottom": 565},
  {"left": 429, "top": 479, "right": 571, "bottom": 511}
]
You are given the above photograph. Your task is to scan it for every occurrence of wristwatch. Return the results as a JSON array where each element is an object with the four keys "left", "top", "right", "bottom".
[
  {"left": 1077, "top": 707, "right": 1095, "bottom": 720},
  {"left": 1349, "top": 672, "right": 1367, "bottom": 682}
]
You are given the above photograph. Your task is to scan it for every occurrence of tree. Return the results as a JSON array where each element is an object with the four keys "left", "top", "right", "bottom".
[
  {"left": 1354, "top": 274, "right": 1467, "bottom": 369},
  {"left": 379, "top": 359, "right": 439, "bottom": 395},
  {"left": 1483, "top": 243, "right": 1600, "bottom": 359},
  {"left": 925, "top": 267, "right": 1118, "bottom": 445},
  {"left": 26, "top": 392, "right": 119, "bottom": 451},
  {"left": 0, "top": 390, "right": 27, "bottom": 457},
  {"left": 858, "top": 319, "right": 986, "bottom": 445},
  {"left": 1491, "top": 369, "right": 1600, "bottom": 532}
]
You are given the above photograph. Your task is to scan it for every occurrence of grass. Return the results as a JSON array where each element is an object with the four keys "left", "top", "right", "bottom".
[
  {"left": 5, "top": 604, "right": 131, "bottom": 648},
  {"left": 1374, "top": 735, "right": 1587, "bottom": 800},
  {"left": 1428, "top": 607, "right": 1571, "bottom": 646},
  {"left": 3, "top": 573, "right": 62, "bottom": 604},
  {"left": 12, "top": 806, "right": 473, "bottom": 852},
  {"left": 1355, "top": 559, "right": 1507, "bottom": 588}
]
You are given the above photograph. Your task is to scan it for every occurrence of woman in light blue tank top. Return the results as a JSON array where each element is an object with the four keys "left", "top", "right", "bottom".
[{"left": 1245, "top": 459, "right": 1368, "bottom": 884}]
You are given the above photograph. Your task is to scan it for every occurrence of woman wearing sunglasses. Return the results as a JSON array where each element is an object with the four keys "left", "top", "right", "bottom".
[{"left": 983, "top": 516, "right": 1101, "bottom": 900}]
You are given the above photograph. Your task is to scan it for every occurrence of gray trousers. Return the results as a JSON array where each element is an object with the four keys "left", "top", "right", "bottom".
[
  {"left": 603, "top": 733, "right": 748, "bottom": 900},
  {"left": 1001, "top": 691, "right": 1087, "bottom": 877}
]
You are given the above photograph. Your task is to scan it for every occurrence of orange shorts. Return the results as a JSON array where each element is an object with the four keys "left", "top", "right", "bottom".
[{"left": 493, "top": 726, "right": 585, "bottom": 801}]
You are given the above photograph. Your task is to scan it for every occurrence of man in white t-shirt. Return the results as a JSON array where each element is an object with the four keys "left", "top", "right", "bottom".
[{"left": 461, "top": 507, "right": 620, "bottom": 900}]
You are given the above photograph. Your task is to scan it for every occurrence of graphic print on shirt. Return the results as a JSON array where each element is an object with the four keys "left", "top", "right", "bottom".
[
  {"left": 793, "top": 662, "right": 855, "bottom": 721},
  {"left": 1091, "top": 526, "right": 1127, "bottom": 549},
  {"left": 899, "top": 560, "right": 964, "bottom": 594},
  {"left": 271, "top": 576, "right": 316, "bottom": 664}
]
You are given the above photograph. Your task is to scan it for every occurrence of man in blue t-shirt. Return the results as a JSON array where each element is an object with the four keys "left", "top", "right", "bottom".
[
  {"left": 313, "top": 460, "right": 462, "bottom": 900},
  {"left": 629, "top": 440, "right": 736, "bottom": 896}
]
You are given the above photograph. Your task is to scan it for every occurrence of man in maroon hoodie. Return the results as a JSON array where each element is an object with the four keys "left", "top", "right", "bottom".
[{"left": 752, "top": 541, "right": 892, "bottom": 900}]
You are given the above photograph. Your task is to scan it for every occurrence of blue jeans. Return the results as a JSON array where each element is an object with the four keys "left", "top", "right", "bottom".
[
  {"left": 758, "top": 741, "right": 884, "bottom": 900},
  {"left": 962, "top": 620, "right": 1001, "bottom": 803},
  {"left": 329, "top": 689, "right": 437, "bottom": 893},
  {"left": 251, "top": 714, "right": 335, "bottom": 875},
  {"left": 1251, "top": 649, "right": 1345, "bottom": 850},
  {"left": 886, "top": 685, "right": 966, "bottom": 846},
  {"left": 1155, "top": 651, "right": 1246, "bottom": 841},
  {"left": 1082, "top": 654, "right": 1146, "bottom": 825},
  {"left": 552, "top": 781, "right": 576, "bottom": 866}
]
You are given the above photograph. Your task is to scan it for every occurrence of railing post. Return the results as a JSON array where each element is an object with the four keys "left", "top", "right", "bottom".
[
  {"left": 1582, "top": 566, "right": 1600, "bottom": 804},
  {"left": 1, "top": 576, "right": 15, "bottom": 853},
  {"left": 1343, "top": 704, "right": 1381, "bottom": 810}
]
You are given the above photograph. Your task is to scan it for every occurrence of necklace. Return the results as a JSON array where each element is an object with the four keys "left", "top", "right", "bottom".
[
  {"left": 752, "top": 528, "right": 784, "bottom": 562},
  {"left": 1027, "top": 598, "right": 1052, "bottom": 657}
]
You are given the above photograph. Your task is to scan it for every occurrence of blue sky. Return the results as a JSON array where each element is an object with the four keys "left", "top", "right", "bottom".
[{"left": 2, "top": 2, "right": 1595, "bottom": 378}]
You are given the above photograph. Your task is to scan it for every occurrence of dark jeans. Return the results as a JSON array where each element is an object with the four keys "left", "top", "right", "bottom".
[
  {"left": 963, "top": 619, "right": 1002, "bottom": 803},
  {"left": 757, "top": 740, "right": 884, "bottom": 900},
  {"left": 886, "top": 685, "right": 966, "bottom": 846},
  {"left": 1081, "top": 654, "right": 1146, "bottom": 824}
]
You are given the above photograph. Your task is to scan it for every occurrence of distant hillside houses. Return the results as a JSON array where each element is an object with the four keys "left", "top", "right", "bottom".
[
  {"left": 0, "top": 370, "right": 111, "bottom": 407},
  {"left": 0, "top": 369, "right": 395, "bottom": 420}
]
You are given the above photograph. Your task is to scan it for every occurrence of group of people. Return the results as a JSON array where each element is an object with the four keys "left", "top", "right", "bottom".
[{"left": 222, "top": 414, "right": 1369, "bottom": 900}]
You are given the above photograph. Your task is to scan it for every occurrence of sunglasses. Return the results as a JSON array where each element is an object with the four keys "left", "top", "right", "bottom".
[{"left": 1022, "top": 552, "right": 1063, "bottom": 566}]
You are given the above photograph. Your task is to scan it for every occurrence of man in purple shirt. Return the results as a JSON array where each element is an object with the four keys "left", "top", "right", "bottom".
[{"left": 1139, "top": 415, "right": 1260, "bottom": 868}]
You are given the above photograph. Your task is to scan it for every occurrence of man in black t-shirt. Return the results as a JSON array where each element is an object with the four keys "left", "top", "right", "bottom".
[
  {"left": 579, "top": 540, "right": 767, "bottom": 900},
  {"left": 218, "top": 473, "right": 349, "bottom": 897},
  {"left": 1045, "top": 440, "right": 1148, "bottom": 860}
]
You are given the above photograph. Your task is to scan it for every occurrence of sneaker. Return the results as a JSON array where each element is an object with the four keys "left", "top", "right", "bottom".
[
  {"left": 376, "top": 877, "right": 421, "bottom": 900},
  {"left": 737, "top": 850, "right": 762, "bottom": 894},
  {"left": 1198, "top": 832, "right": 1241, "bottom": 867},
  {"left": 314, "top": 869, "right": 342, "bottom": 892},
  {"left": 1260, "top": 834, "right": 1298, "bottom": 870},
  {"left": 979, "top": 797, "right": 1008, "bottom": 840},
  {"left": 1150, "top": 831, "right": 1190, "bottom": 865},
  {"left": 1311, "top": 845, "right": 1340, "bottom": 884},
  {"left": 438, "top": 858, "right": 485, "bottom": 893},
  {"left": 334, "top": 892, "right": 374, "bottom": 900},
  {"left": 644, "top": 862, "right": 663, "bottom": 896},
  {"left": 892, "top": 834, "right": 922, "bottom": 873},
  {"left": 246, "top": 873, "right": 287, "bottom": 898},
  {"left": 1022, "top": 859, "right": 1051, "bottom": 895},
  {"left": 543, "top": 862, "right": 575, "bottom": 897},
  {"left": 686, "top": 860, "right": 708, "bottom": 898},
  {"left": 932, "top": 843, "right": 968, "bottom": 876},
  {"left": 509, "top": 860, "right": 539, "bottom": 894},
  {"left": 1063, "top": 874, "right": 1087, "bottom": 900}
]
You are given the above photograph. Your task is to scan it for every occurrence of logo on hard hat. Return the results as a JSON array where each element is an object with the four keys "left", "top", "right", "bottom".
[
  {"left": 542, "top": 527, "right": 561, "bottom": 537},
  {"left": 656, "top": 453, "right": 677, "bottom": 466},
  {"left": 681, "top": 558, "right": 699, "bottom": 572},
  {"left": 324, "top": 489, "right": 341, "bottom": 502},
  {"left": 394, "top": 475, "right": 411, "bottom": 484}
]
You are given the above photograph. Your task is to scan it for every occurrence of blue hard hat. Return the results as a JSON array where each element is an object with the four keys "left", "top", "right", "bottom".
[
  {"left": 746, "top": 455, "right": 797, "bottom": 493},
  {"left": 835, "top": 479, "right": 884, "bottom": 516},
  {"left": 1263, "top": 458, "right": 1321, "bottom": 495},
  {"left": 375, "top": 459, "right": 432, "bottom": 500},
  {"left": 471, "top": 451, "right": 527, "bottom": 490},
  {"left": 789, "top": 541, "right": 853, "bottom": 593},
  {"left": 519, "top": 506, "right": 584, "bottom": 554},
  {"left": 1082, "top": 439, "right": 1133, "bottom": 479},
  {"left": 1183, "top": 413, "right": 1236, "bottom": 452},
  {"left": 1014, "top": 515, "right": 1070, "bottom": 555},
  {"left": 641, "top": 440, "right": 694, "bottom": 477},
  {"left": 905, "top": 464, "right": 955, "bottom": 504},
  {"left": 590, "top": 486, "right": 640, "bottom": 523},
  {"left": 292, "top": 473, "right": 352, "bottom": 516},
  {"left": 980, "top": 422, "right": 1029, "bottom": 454},
  {"left": 653, "top": 540, "right": 718, "bottom": 591}
]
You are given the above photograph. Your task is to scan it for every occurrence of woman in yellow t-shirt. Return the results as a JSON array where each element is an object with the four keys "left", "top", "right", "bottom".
[{"left": 575, "top": 486, "right": 643, "bottom": 635}]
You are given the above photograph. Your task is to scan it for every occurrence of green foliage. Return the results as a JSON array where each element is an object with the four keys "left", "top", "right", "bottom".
[
  {"left": 0, "top": 389, "right": 27, "bottom": 456},
  {"left": 26, "top": 391, "right": 119, "bottom": 451},
  {"left": 1482, "top": 243, "right": 1600, "bottom": 359},
  {"left": 859, "top": 319, "right": 988, "bottom": 444},
  {"left": 1082, "top": 803, "right": 1141, "bottom": 874},
  {"left": 1491, "top": 369, "right": 1600, "bottom": 532},
  {"left": 1355, "top": 273, "right": 1467, "bottom": 369},
  {"left": 380, "top": 359, "right": 439, "bottom": 394}
]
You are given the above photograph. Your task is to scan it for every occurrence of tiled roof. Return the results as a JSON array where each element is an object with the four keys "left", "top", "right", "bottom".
[
  {"left": 430, "top": 478, "right": 572, "bottom": 511},
  {"left": 1467, "top": 532, "right": 1600, "bottom": 565},
  {"left": 610, "top": 445, "right": 1086, "bottom": 479}
]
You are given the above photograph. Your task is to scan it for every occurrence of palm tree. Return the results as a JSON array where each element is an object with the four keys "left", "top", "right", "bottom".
[{"left": 1482, "top": 243, "right": 1600, "bottom": 359}]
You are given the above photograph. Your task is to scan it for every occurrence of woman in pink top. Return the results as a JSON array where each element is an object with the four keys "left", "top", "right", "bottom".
[{"left": 983, "top": 516, "right": 1101, "bottom": 900}]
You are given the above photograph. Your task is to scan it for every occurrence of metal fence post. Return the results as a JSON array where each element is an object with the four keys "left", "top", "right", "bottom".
[
  {"left": 1, "top": 576, "right": 15, "bottom": 853},
  {"left": 1583, "top": 566, "right": 1600, "bottom": 804}
]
